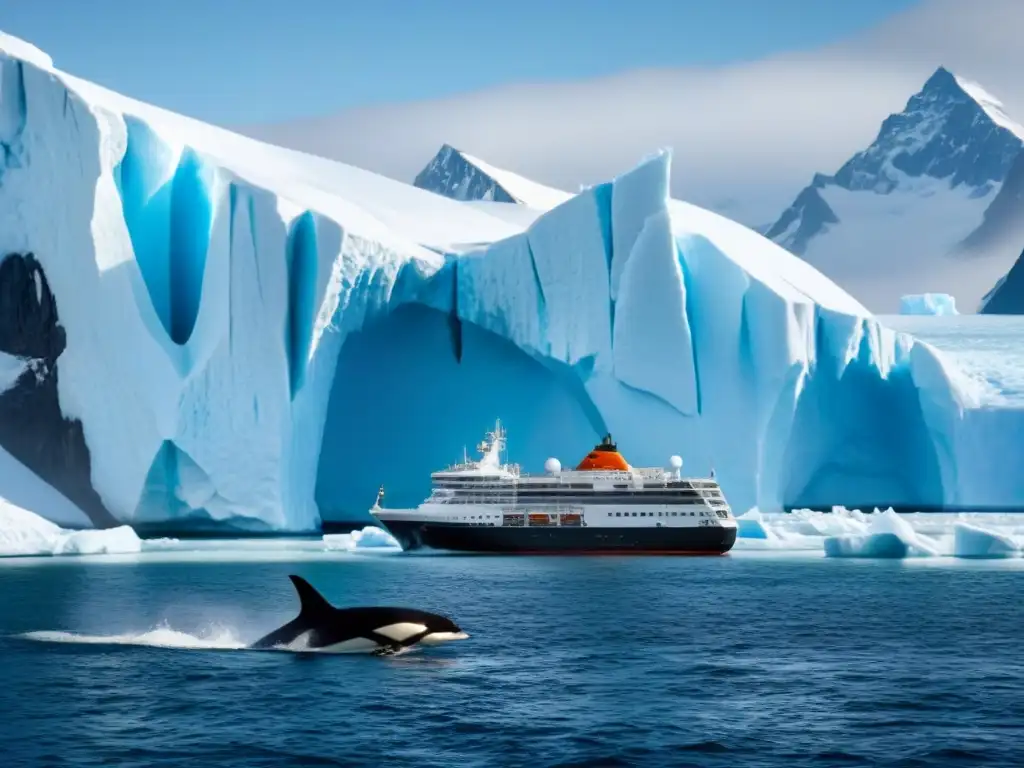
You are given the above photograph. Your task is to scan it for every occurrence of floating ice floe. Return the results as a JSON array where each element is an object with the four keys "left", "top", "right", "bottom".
[
  {"left": 823, "top": 509, "right": 941, "bottom": 558},
  {"left": 0, "top": 500, "right": 143, "bottom": 557},
  {"left": 322, "top": 526, "right": 401, "bottom": 551},
  {"left": 735, "top": 507, "right": 1023, "bottom": 560}
]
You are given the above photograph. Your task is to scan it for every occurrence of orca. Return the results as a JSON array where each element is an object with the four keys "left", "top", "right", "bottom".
[{"left": 250, "top": 575, "right": 469, "bottom": 656}]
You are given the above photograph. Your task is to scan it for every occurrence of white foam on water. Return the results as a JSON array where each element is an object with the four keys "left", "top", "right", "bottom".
[
  {"left": 19, "top": 624, "right": 429, "bottom": 656},
  {"left": 323, "top": 525, "right": 401, "bottom": 552},
  {"left": 20, "top": 623, "right": 247, "bottom": 650}
]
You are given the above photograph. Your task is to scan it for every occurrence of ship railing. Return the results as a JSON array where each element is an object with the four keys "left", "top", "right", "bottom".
[{"left": 548, "top": 469, "right": 668, "bottom": 482}]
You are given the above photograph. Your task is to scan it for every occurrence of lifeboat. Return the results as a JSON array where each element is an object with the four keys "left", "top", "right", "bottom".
[{"left": 575, "top": 434, "right": 630, "bottom": 471}]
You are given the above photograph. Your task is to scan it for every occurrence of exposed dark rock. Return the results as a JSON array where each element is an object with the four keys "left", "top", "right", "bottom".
[
  {"left": 414, "top": 144, "right": 518, "bottom": 203},
  {"left": 0, "top": 253, "right": 118, "bottom": 528}
]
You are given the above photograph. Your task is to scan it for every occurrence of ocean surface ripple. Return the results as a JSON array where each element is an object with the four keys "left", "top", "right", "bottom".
[{"left": 1, "top": 553, "right": 1022, "bottom": 767}]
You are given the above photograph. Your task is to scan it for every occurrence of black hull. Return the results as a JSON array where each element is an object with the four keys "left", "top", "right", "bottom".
[{"left": 377, "top": 520, "right": 736, "bottom": 555}]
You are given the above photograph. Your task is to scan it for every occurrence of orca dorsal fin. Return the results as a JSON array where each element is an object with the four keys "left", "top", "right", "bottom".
[{"left": 288, "top": 575, "right": 335, "bottom": 618}]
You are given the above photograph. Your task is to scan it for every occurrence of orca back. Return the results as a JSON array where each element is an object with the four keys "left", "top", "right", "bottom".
[{"left": 249, "top": 575, "right": 463, "bottom": 652}]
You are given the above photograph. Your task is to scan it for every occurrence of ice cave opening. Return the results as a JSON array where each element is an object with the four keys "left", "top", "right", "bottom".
[
  {"left": 780, "top": 317, "right": 946, "bottom": 511},
  {"left": 315, "top": 303, "right": 604, "bottom": 521}
]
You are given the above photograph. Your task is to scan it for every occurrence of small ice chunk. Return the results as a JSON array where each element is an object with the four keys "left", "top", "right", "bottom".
[
  {"left": 824, "top": 509, "right": 941, "bottom": 558},
  {"left": 323, "top": 525, "right": 401, "bottom": 551},
  {"left": 953, "top": 522, "right": 1021, "bottom": 559},
  {"left": 735, "top": 509, "right": 773, "bottom": 540},
  {"left": 52, "top": 526, "right": 142, "bottom": 556}
]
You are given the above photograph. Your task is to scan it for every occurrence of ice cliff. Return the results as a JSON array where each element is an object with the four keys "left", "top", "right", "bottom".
[{"left": 0, "top": 33, "right": 1018, "bottom": 534}]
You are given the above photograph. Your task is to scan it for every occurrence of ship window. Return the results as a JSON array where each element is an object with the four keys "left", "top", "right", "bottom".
[
  {"left": 632, "top": 512, "right": 638, "bottom": 517},
  {"left": 615, "top": 512, "right": 621, "bottom": 517}
]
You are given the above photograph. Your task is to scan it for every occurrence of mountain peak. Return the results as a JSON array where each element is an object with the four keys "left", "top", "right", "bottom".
[
  {"left": 826, "top": 66, "right": 1023, "bottom": 195},
  {"left": 413, "top": 144, "right": 571, "bottom": 210},
  {"left": 765, "top": 68, "right": 1024, "bottom": 310},
  {"left": 768, "top": 67, "right": 1024, "bottom": 252},
  {"left": 920, "top": 65, "right": 957, "bottom": 94},
  {"left": 413, "top": 144, "right": 519, "bottom": 204}
]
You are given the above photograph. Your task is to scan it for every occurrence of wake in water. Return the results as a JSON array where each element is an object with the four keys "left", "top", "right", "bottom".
[
  {"left": 20, "top": 623, "right": 248, "bottom": 650},
  {"left": 18, "top": 624, "right": 423, "bottom": 656}
]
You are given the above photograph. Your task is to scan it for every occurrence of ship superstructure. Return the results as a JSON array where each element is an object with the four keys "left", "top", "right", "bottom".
[{"left": 370, "top": 421, "right": 737, "bottom": 554}]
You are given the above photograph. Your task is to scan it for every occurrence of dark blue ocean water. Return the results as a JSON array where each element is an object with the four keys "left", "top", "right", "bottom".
[{"left": 1, "top": 552, "right": 1022, "bottom": 767}]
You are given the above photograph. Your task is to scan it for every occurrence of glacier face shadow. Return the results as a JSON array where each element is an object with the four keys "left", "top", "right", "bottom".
[{"left": 316, "top": 303, "right": 603, "bottom": 518}]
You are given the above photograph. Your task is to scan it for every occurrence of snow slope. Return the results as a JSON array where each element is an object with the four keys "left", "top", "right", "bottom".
[
  {"left": 0, "top": 32, "right": 1021, "bottom": 532},
  {"left": 767, "top": 67, "right": 1024, "bottom": 314}
]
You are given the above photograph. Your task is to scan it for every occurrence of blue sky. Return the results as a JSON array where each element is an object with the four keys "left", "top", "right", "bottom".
[{"left": 3, "top": 0, "right": 920, "bottom": 125}]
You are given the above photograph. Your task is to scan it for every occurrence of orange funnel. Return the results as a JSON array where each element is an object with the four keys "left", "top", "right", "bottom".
[{"left": 575, "top": 434, "right": 630, "bottom": 471}]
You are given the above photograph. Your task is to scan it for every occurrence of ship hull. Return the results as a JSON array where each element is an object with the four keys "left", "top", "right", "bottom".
[{"left": 376, "top": 519, "right": 736, "bottom": 555}]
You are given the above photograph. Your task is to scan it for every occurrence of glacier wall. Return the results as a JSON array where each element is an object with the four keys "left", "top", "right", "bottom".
[
  {"left": 315, "top": 151, "right": 991, "bottom": 517},
  {"left": 0, "top": 39, "right": 1014, "bottom": 532},
  {"left": 0, "top": 49, "right": 411, "bottom": 531}
]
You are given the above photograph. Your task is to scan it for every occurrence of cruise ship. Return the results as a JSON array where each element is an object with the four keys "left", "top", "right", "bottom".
[{"left": 370, "top": 422, "right": 737, "bottom": 554}]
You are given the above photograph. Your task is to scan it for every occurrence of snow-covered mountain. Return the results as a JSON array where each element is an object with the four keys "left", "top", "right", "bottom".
[
  {"left": 767, "top": 67, "right": 1024, "bottom": 313},
  {"left": 414, "top": 144, "right": 571, "bottom": 210},
  {"left": 2, "top": 31, "right": 1024, "bottom": 536}
]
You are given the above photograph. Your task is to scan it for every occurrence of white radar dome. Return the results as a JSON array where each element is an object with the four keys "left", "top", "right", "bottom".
[
  {"left": 544, "top": 457, "right": 562, "bottom": 474},
  {"left": 668, "top": 455, "right": 683, "bottom": 470}
]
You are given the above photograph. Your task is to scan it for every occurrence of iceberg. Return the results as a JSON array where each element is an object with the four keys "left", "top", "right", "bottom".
[
  {"left": 900, "top": 293, "right": 959, "bottom": 316},
  {"left": 0, "top": 32, "right": 1022, "bottom": 535}
]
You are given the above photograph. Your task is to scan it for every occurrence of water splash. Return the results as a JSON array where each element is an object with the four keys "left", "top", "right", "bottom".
[{"left": 20, "top": 622, "right": 246, "bottom": 650}]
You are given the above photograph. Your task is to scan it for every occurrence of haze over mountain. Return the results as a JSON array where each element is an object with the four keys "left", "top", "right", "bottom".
[{"left": 244, "top": 0, "right": 1024, "bottom": 231}]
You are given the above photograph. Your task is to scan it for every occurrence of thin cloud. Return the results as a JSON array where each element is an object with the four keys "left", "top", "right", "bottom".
[{"left": 244, "top": 0, "right": 1024, "bottom": 226}]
